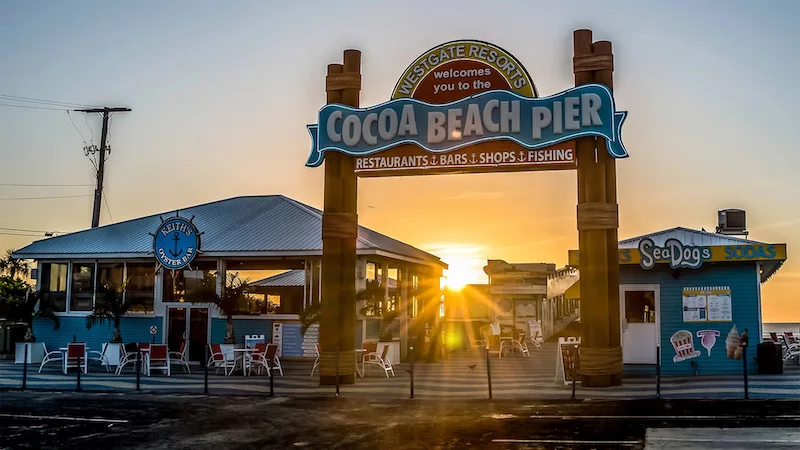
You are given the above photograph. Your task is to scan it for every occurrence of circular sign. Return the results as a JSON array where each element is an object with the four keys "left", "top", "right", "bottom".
[
  {"left": 392, "top": 40, "right": 537, "bottom": 103},
  {"left": 150, "top": 325, "right": 158, "bottom": 335},
  {"left": 153, "top": 217, "right": 200, "bottom": 271}
]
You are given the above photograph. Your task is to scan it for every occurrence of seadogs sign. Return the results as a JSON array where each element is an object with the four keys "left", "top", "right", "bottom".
[{"left": 306, "top": 40, "right": 628, "bottom": 177}]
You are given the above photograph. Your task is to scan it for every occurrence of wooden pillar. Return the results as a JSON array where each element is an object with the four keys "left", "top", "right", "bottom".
[
  {"left": 319, "top": 50, "right": 361, "bottom": 386},
  {"left": 573, "top": 29, "right": 622, "bottom": 387}
]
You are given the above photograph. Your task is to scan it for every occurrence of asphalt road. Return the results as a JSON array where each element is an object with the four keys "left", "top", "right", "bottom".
[{"left": 0, "top": 392, "right": 798, "bottom": 449}]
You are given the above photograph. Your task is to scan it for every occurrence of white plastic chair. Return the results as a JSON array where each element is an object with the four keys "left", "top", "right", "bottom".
[
  {"left": 88, "top": 343, "right": 111, "bottom": 372},
  {"left": 147, "top": 344, "right": 170, "bottom": 376},
  {"left": 364, "top": 344, "right": 394, "bottom": 377},
  {"left": 168, "top": 341, "right": 191, "bottom": 374},
  {"left": 63, "top": 343, "right": 88, "bottom": 374},
  {"left": 310, "top": 343, "right": 320, "bottom": 377},
  {"left": 38, "top": 342, "right": 63, "bottom": 373},
  {"left": 207, "top": 343, "right": 240, "bottom": 375},
  {"left": 116, "top": 344, "right": 143, "bottom": 375}
]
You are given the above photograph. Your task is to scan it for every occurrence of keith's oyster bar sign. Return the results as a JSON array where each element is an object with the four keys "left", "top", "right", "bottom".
[{"left": 305, "top": 40, "right": 629, "bottom": 177}]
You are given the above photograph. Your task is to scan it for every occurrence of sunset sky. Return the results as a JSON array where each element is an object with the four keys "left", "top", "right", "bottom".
[{"left": 1, "top": 1, "right": 798, "bottom": 322}]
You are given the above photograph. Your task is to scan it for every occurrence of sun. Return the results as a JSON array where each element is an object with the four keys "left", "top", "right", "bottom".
[{"left": 441, "top": 256, "right": 486, "bottom": 291}]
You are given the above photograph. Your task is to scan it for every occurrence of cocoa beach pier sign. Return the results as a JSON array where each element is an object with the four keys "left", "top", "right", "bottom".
[{"left": 305, "top": 40, "right": 628, "bottom": 177}]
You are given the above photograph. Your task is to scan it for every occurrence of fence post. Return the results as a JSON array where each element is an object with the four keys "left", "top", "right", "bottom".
[
  {"left": 571, "top": 345, "right": 577, "bottom": 400},
  {"left": 409, "top": 344, "right": 415, "bottom": 399},
  {"left": 135, "top": 348, "right": 141, "bottom": 392},
  {"left": 22, "top": 344, "right": 28, "bottom": 391},
  {"left": 76, "top": 354, "right": 82, "bottom": 392},
  {"left": 485, "top": 343, "right": 493, "bottom": 400},
  {"left": 269, "top": 360, "right": 274, "bottom": 397},
  {"left": 335, "top": 342, "right": 340, "bottom": 397},
  {"left": 656, "top": 344, "right": 661, "bottom": 399},
  {"left": 203, "top": 345, "right": 209, "bottom": 394},
  {"left": 742, "top": 340, "right": 749, "bottom": 400}
]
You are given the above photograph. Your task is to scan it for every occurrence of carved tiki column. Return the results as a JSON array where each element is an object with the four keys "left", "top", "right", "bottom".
[
  {"left": 319, "top": 50, "right": 361, "bottom": 385},
  {"left": 573, "top": 29, "right": 623, "bottom": 387}
]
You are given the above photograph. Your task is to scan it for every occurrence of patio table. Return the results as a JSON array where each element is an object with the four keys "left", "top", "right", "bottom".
[
  {"left": 355, "top": 348, "right": 366, "bottom": 377},
  {"left": 230, "top": 348, "right": 255, "bottom": 376}
]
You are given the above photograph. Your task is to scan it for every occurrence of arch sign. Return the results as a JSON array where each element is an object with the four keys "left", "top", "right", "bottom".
[{"left": 306, "top": 39, "right": 628, "bottom": 177}]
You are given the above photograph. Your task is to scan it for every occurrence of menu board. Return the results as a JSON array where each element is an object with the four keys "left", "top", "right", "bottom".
[
  {"left": 682, "top": 287, "right": 732, "bottom": 323},
  {"left": 707, "top": 291, "right": 732, "bottom": 321},
  {"left": 555, "top": 336, "right": 581, "bottom": 385}
]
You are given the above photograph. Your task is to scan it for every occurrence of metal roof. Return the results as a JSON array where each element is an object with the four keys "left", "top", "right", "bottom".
[
  {"left": 619, "top": 227, "right": 761, "bottom": 248},
  {"left": 251, "top": 270, "right": 305, "bottom": 288},
  {"left": 13, "top": 195, "right": 445, "bottom": 267}
]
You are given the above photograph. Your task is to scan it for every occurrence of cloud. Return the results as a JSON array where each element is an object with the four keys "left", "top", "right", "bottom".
[{"left": 441, "top": 191, "right": 504, "bottom": 201}]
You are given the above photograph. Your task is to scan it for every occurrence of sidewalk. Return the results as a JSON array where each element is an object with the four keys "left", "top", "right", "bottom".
[{"left": 2, "top": 343, "right": 798, "bottom": 399}]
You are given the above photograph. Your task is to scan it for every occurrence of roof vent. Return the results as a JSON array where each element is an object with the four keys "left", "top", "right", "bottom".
[{"left": 716, "top": 209, "right": 748, "bottom": 237}]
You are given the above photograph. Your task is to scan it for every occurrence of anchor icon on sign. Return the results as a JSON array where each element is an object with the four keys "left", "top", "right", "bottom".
[
  {"left": 431, "top": 155, "right": 438, "bottom": 165},
  {"left": 519, "top": 150, "right": 526, "bottom": 162},
  {"left": 470, "top": 153, "right": 477, "bottom": 164},
  {"left": 168, "top": 232, "right": 183, "bottom": 258}
]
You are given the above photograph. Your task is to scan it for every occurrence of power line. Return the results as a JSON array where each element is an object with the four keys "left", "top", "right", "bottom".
[
  {"left": 0, "top": 231, "right": 45, "bottom": 237},
  {"left": 103, "top": 193, "right": 114, "bottom": 223},
  {"left": 0, "top": 227, "right": 54, "bottom": 233},
  {"left": 0, "top": 102, "right": 69, "bottom": 111},
  {"left": 0, "top": 194, "right": 92, "bottom": 201},
  {"left": 0, "top": 94, "right": 99, "bottom": 108},
  {"left": 0, "top": 182, "right": 93, "bottom": 187},
  {"left": 66, "top": 111, "right": 88, "bottom": 145}
]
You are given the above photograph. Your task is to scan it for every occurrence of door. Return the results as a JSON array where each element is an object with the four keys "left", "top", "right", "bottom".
[
  {"left": 167, "top": 307, "right": 209, "bottom": 363},
  {"left": 620, "top": 285, "right": 660, "bottom": 364},
  {"left": 188, "top": 307, "right": 209, "bottom": 363}
]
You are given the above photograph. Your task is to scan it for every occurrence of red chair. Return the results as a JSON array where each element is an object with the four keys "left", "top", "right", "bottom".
[
  {"left": 138, "top": 343, "right": 151, "bottom": 351},
  {"left": 169, "top": 342, "right": 191, "bottom": 374},
  {"left": 207, "top": 343, "right": 239, "bottom": 375},
  {"left": 147, "top": 344, "right": 170, "bottom": 376},
  {"left": 64, "top": 343, "right": 87, "bottom": 374},
  {"left": 251, "top": 343, "right": 283, "bottom": 376}
]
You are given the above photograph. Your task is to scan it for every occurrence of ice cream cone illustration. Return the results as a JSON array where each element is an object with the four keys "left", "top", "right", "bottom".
[
  {"left": 726, "top": 325, "right": 740, "bottom": 359},
  {"left": 671, "top": 330, "right": 701, "bottom": 363}
]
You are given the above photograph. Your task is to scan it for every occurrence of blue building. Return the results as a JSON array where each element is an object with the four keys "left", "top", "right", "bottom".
[
  {"left": 13, "top": 195, "right": 446, "bottom": 365},
  {"left": 569, "top": 227, "right": 787, "bottom": 375}
]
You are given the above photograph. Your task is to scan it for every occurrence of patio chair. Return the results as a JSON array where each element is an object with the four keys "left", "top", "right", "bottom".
[
  {"left": 530, "top": 330, "right": 543, "bottom": 351},
  {"left": 311, "top": 343, "right": 320, "bottom": 377},
  {"left": 116, "top": 343, "right": 143, "bottom": 375},
  {"left": 364, "top": 344, "right": 394, "bottom": 378},
  {"left": 207, "top": 343, "right": 239, "bottom": 375},
  {"left": 64, "top": 343, "right": 88, "bottom": 374},
  {"left": 169, "top": 342, "right": 191, "bottom": 374},
  {"left": 264, "top": 344, "right": 284, "bottom": 376},
  {"left": 786, "top": 332, "right": 798, "bottom": 345},
  {"left": 783, "top": 341, "right": 800, "bottom": 364},
  {"left": 249, "top": 343, "right": 269, "bottom": 376},
  {"left": 515, "top": 333, "right": 530, "bottom": 357},
  {"left": 147, "top": 344, "right": 170, "bottom": 376},
  {"left": 482, "top": 331, "right": 501, "bottom": 358},
  {"left": 38, "top": 342, "right": 64, "bottom": 373},
  {"left": 88, "top": 343, "right": 112, "bottom": 372}
]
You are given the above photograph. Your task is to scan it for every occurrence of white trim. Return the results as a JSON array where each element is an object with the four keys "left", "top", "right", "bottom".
[
  {"left": 756, "top": 262, "right": 763, "bottom": 340},
  {"left": 229, "top": 314, "right": 300, "bottom": 320},
  {"left": 619, "top": 283, "right": 661, "bottom": 364}
]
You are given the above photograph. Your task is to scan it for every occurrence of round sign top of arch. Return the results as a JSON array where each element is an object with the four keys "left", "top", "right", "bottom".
[{"left": 152, "top": 213, "right": 201, "bottom": 271}]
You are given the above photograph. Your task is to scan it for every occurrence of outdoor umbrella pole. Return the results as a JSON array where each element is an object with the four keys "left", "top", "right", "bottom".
[
  {"left": 742, "top": 338, "right": 749, "bottom": 400},
  {"left": 485, "top": 342, "right": 493, "bottom": 400},
  {"left": 571, "top": 345, "right": 577, "bottom": 400}
]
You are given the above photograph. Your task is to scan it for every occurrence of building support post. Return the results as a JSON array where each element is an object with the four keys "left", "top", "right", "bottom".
[
  {"left": 573, "top": 29, "right": 622, "bottom": 387},
  {"left": 319, "top": 50, "right": 361, "bottom": 386}
]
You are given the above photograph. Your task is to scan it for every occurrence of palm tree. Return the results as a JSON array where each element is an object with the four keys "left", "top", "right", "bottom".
[
  {"left": 86, "top": 282, "right": 146, "bottom": 343},
  {"left": 298, "top": 300, "right": 321, "bottom": 336},
  {"left": 196, "top": 272, "right": 251, "bottom": 344},
  {"left": 0, "top": 249, "right": 29, "bottom": 280},
  {"left": 0, "top": 275, "right": 60, "bottom": 341},
  {"left": 358, "top": 279, "right": 398, "bottom": 342}
]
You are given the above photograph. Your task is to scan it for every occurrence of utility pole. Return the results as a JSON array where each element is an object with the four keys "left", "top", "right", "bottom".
[{"left": 76, "top": 107, "right": 131, "bottom": 228}]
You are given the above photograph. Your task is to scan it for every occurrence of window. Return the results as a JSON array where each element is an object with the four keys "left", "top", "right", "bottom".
[
  {"left": 267, "top": 295, "right": 281, "bottom": 309},
  {"left": 163, "top": 261, "right": 217, "bottom": 303},
  {"left": 40, "top": 263, "right": 67, "bottom": 312},
  {"left": 126, "top": 263, "right": 155, "bottom": 312},
  {"left": 409, "top": 275, "right": 419, "bottom": 318},
  {"left": 70, "top": 263, "right": 95, "bottom": 312},
  {"left": 97, "top": 263, "right": 124, "bottom": 289},
  {"left": 365, "top": 262, "right": 377, "bottom": 281}
]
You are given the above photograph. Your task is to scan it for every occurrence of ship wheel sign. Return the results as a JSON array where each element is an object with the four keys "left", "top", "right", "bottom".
[{"left": 150, "top": 212, "right": 203, "bottom": 272}]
